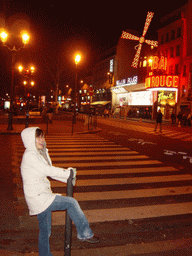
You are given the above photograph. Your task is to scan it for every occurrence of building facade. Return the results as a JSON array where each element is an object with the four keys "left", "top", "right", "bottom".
[
  {"left": 112, "top": 1, "right": 192, "bottom": 120},
  {"left": 111, "top": 29, "right": 157, "bottom": 119},
  {"left": 81, "top": 1, "right": 192, "bottom": 120}
]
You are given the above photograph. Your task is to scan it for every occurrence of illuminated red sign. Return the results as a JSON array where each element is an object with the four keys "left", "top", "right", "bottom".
[
  {"left": 151, "top": 56, "right": 167, "bottom": 71},
  {"left": 145, "top": 75, "right": 179, "bottom": 89}
]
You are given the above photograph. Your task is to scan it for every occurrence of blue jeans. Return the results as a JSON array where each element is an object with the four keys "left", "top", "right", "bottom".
[{"left": 37, "top": 195, "right": 93, "bottom": 256}]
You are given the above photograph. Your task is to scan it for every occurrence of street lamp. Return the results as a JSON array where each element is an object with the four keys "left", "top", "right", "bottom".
[
  {"left": 0, "top": 29, "right": 30, "bottom": 130},
  {"left": 18, "top": 65, "right": 35, "bottom": 128},
  {"left": 73, "top": 54, "right": 81, "bottom": 123}
]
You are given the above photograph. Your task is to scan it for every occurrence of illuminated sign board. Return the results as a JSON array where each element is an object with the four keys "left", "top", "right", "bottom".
[
  {"left": 110, "top": 59, "right": 114, "bottom": 72},
  {"left": 128, "top": 91, "right": 153, "bottom": 106},
  {"left": 145, "top": 75, "right": 179, "bottom": 89},
  {"left": 116, "top": 76, "right": 138, "bottom": 86},
  {"left": 151, "top": 56, "right": 167, "bottom": 71}
]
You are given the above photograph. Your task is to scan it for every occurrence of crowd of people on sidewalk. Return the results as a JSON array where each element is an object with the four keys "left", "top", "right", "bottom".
[{"left": 175, "top": 111, "right": 192, "bottom": 126}]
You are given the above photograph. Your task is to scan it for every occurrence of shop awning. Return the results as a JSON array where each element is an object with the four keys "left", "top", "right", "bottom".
[
  {"left": 91, "top": 101, "right": 111, "bottom": 106},
  {"left": 111, "top": 83, "right": 146, "bottom": 94}
]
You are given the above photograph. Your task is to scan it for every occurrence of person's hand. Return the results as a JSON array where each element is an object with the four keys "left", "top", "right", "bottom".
[{"left": 68, "top": 167, "right": 77, "bottom": 186}]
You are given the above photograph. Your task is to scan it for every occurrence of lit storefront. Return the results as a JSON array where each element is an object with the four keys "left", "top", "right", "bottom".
[
  {"left": 111, "top": 56, "right": 179, "bottom": 120},
  {"left": 145, "top": 56, "right": 179, "bottom": 119},
  {"left": 111, "top": 76, "right": 154, "bottom": 118}
]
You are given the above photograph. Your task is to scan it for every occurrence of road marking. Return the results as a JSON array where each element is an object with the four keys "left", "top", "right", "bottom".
[
  {"left": 54, "top": 160, "right": 161, "bottom": 168},
  {"left": 72, "top": 186, "right": 192, "bottom": 201},
  {"left": 50, "top": 174, "right": 192, "bottom": 187},
  {"left": 51, "top": 154, "right": 149, "bottom": 161},
  {"left": 49, "top": 151, "right": 139, "bottom": 156},
  {"left": 76, "top": 166, "right": 178, "bottom": 175},
  {"left": 51, "top": 201, "right": 192, "bottom": 225}
]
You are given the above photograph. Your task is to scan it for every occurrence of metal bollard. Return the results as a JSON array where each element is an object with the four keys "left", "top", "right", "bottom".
[{"left": 64, "top": 169, "right": 74, "bottom": 256}]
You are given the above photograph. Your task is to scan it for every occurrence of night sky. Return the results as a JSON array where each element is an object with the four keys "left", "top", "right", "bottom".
[{"left": 0, "top": 0, "right": 189, "bottom": 96}]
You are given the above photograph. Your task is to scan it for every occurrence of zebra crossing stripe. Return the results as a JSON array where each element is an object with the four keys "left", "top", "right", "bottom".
[
  {"left": 54, "top": 160, "right": 161, "bottom": 168},
  {"left": 49, "top": 151, "right": 139, "bottom": 156},
  {"left": 14, "top": 133, "right": 192, "bottom": 230},
  {"left": 51, "top": 201, "right": 192, "bottom": 225},
  {"left": 50, "top": 174, "right": 192, "bottom": 187},
  {"left": 73, "top": 186, "right": 192, "bottom": 201},
  {"left": 75, "top": 166, "right": 178, "bottom": 175},
  {"left": 51, "top": 155, "right": 149, "bottom": 161}
]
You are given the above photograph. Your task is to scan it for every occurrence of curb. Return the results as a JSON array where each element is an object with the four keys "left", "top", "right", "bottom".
[{"left": 76, "top": 128, "right": 102, "bottom": 134}]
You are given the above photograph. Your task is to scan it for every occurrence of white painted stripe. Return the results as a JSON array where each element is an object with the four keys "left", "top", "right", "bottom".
[
  {"left": 50, "top": 174, "right": 192, "bottom": 187},
  {"left": 18, "top": 186, "right": 192, "bottom": 202},
  {"left": 164, "top": 133, "right": 182, "bottom": 137},
  {"left": 52, "top": 201, "right": 192, "bottom": 225},
  {"left": 51, "top": 155, "right": 149, "bottom": 161},
  {"left": 172, "top": 134, "right": 191, "bottom": 139},
  {"left": 72, "top": 186, "right": 192, "bottom": 201},
  {"left": 46, "top": 139, "right": 110, "bottom": 143},
  {"left": 183, "top": 136, "right": 192, "bottom": 141},
  {"left": 47, "top": 142, "right": 116, "bottom": 145},
  {"left": 48, "top": 144, "right": 120, "bottom": 148},
  {"left": 76, "top": 166, "right": 178, "bottom": 175},
  {"left": 49, "top": 151, "right": 139, "bottom": 156},
  {"left": 68, "top": 238, "right": 192, "bottom": 255},
  {"left": 54, "top": 160, "right": 161, "bottom": 168},
  {"left": 48, "top": 147, "right": 129, "bottom": 152}
]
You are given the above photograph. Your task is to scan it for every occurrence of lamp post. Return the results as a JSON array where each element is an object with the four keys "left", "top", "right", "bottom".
[
  {"left": 19, "top": 66, "right": 35, "bottom": 128},
  {"left": 0, "top": 30, "right": 30, "bottom": 130},
  {"left": 73, "top": 54, "right": 81, "bottom": 124}
]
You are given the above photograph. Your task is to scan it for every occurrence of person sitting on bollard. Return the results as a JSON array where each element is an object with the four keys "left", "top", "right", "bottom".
[{"left": 20, "top": 127, "right": 100, "bottom": 256}]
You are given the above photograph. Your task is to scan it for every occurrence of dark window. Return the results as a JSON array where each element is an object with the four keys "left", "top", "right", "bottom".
[
  {"left": 177, "top": 27, "right": 182, "bottom": 38},
  {"left": 182, "top": 85, "right": 185, "bottom": 97},
  {"left": 183, "top": 65, "right": 187, "bottom": 76},
  {"left": 176, "top": 45, "right": 181, "bottom": 56},
  {"left": 169, "top": 65, "right": 173, "bottom": 74},
  {"left": 175, "top": 64, "right": 179, "bottom": 75},
  {"left": 170, "top": 47, "right": 174, "bottom": 58},
  {"left": 171, "top": 30, "right": 175, "bottom": 40},
  {"left": 161, "top": 35, "right": 164, "bottom": 44},
  {"left": 165, "top": 33, "right": 169, "bottom": 42}
]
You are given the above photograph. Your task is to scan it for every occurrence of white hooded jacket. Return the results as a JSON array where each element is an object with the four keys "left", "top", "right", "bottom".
[{"left": 20, "top": 127, "right": 70, "bottom": 215}]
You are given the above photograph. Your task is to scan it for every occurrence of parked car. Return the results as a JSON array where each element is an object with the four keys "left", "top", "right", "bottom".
[{"left": 29, "top": 108, "right": 41, "bottom": 116}]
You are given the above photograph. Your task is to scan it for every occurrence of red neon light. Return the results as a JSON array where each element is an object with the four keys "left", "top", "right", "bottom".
[
  {"left": 121, "top": 11, "right": 158, "bottom": 68},
  {"left": 145, "top": 75, "right": 179, "bottom": 89},
  {"left": 151, "top": 56, "right": 167, "bottom": 71}
]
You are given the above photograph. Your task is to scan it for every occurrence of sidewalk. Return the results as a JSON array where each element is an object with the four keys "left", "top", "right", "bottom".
[{"left": 0, "top": 117, "right": 101, "bottom": 135}]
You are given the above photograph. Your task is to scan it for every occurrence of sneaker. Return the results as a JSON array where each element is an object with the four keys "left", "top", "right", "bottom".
[{"left": 78, "top": 235, "right": 100, "bottom": 244}]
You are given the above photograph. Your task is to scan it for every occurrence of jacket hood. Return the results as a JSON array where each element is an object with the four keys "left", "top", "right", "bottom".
[{"left": 21, "top": 127, "right": 39, "bottom": 151}]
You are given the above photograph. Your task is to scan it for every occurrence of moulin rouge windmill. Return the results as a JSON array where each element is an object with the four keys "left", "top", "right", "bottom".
[{"left": 121, "top": 11, "right": 158, "bottom": 68}]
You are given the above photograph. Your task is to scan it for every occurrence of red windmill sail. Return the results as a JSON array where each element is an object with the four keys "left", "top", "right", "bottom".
[{"left": 121, "top": 11, "right": 158, "bottom": 68}]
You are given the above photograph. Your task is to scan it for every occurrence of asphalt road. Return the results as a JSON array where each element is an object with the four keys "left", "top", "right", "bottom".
[
  {"left": 1, "top": 118, "right": 192, "bottom": 255},
  {"left": 97, "top": 120, "right": 192, "bottom": 172}
]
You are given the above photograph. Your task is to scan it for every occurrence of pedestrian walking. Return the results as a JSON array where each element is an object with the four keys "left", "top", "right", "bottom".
[
  {"left": 177, "top": 111, "right": 182, "bottom": 124},
  {"left": 171, "top": 113, "right": 176, "bottom": 124},
  {"left": 154, "top": 109, "right": 163, "bottom": 132},
  {"left": 182, "top": 113, "right": 187, "bottom": 126},
  {"left": 20, "top": 127, "right": 100, "bottom": 256},
  {"left": 187, "top": 113, "right": 191, "bottom": 126},
  {"left": 47, "top": 105, "right": 54, "bottom": 123}
]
